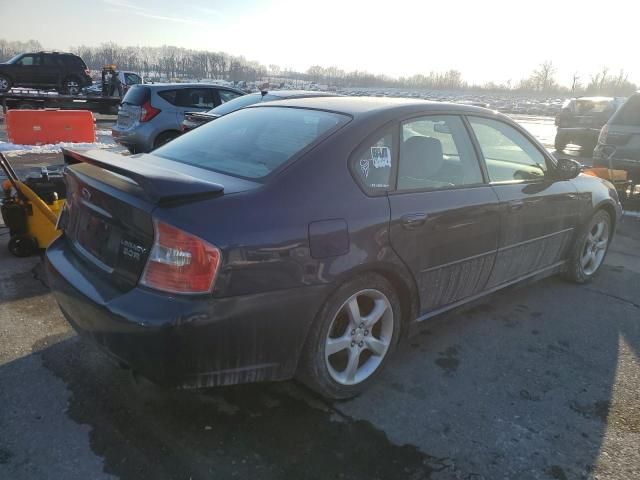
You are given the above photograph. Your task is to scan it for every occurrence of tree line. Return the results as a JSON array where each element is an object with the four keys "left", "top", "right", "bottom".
[{"left": 0, "top": 39, "right": 637, "bottom": 96}]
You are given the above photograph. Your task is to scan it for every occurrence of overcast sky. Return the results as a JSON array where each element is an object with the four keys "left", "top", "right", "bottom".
[{"left": 0, "top": 0, "right": 637, "bottom": 86}]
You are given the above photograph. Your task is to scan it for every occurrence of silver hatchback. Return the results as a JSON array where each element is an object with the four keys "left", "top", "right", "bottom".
[{"left": 111, "top": 83, "right": 244, "bottom": 153}]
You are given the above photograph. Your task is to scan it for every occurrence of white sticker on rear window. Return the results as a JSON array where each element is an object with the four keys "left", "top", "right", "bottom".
[
  {"left": 371, "top": 146, "right": 391, "bottom": 168},
  {"left": 360, "top": 158, "right": 370, "bottom": 178}
]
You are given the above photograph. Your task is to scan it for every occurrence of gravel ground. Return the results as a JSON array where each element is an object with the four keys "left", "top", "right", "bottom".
[{"left": 0, "top": 113, "right": 639, "bottom": 480}]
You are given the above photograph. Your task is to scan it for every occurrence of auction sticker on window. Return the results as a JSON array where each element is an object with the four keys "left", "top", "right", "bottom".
[{"left": 371, "top": 146, "right": 391, "bottom": 168}]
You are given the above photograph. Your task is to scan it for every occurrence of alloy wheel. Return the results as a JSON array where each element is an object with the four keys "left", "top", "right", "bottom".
[
  {"left": 580, "top": 219, "right": 609, "bottom": 275},
  {"left": 67, "top": 80, "right": 80, "bottom": 95},
  {"left": 324, "top": 289, "right": 394, "bottom": 385}
]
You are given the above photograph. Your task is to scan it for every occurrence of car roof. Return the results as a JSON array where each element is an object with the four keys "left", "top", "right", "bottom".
[
  {"left": 251, "top": 96, "right": 499, "bottom": 119},
  {"left": 146, "top": 83, "right": 243, "bottom": 91},
  {"left": 267, "top": 90, "right": 338, "bottom": 98}
]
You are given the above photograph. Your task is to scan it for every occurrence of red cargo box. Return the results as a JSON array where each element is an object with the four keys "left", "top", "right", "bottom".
[{"left": 6, "top": 109, "right": 95, "bottom": 145}]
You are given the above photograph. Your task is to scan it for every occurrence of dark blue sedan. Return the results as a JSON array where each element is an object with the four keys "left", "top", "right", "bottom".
[{"left": 47, "top": 97, "right": 622, "bottom": 399}]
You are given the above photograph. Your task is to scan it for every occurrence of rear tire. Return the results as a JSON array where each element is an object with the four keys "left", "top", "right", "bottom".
[
  {"left": 153, "top": 131, "right": 179, "bottom": 150},
  {"left": 0, "top": 74, "right": 12, "bottom": 92},
  {"left": 62, "top": 76, "right": 81, "bottom": 95},
  {"left": 563, "top": 210, "right": 612, "bottom": 284},
  {"left": 297, "top": 273, "right": 402, "bottom": 400}
]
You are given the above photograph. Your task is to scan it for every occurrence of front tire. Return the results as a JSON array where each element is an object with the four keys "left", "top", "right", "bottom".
[
  {"left": 563, "top": 210, "right": 612, "bottom": 283},
  {"left": 297, "top": 273, "right": 402, "bottom": 400},
  {"left": 0, "top": 74, "right": 12, "bottom": 92}
]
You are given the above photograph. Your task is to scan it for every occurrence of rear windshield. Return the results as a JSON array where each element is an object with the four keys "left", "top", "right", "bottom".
[
  {"left": 121, "top": 85, "right": 149, "bottom": 105},
  {"left": 207, "top": 93, "right": 277, "bottom": 116},
  {"left": 611, "top": 95, "right": 640, "bottom": 127},
  {"left": 153, "top": 107, "right": 349, "bottom": 179},
  {"left": 575, "top": 99, "right": 613, "bottom": 114}
]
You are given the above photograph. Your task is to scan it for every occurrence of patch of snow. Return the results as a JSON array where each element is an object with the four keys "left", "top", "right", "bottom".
[{"left": 0, "top": 141, "right": 113, "bottom": 156}]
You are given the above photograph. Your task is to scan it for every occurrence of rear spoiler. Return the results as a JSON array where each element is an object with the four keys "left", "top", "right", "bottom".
[{"left": 62, "top": 148, "right": 224, "bottom": 205}]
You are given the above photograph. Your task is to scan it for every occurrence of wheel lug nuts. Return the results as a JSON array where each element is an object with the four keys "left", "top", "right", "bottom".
[
  {"left": 351, "top": 341, "right": 355, "bottom": 347},
  {"left": 364, "top": 330, "right": 369, "bottom": 336},
  {"left": 358, "top": 341, "right": 364, "bottom": 347},
  {"left": 359, "top": 323, "right": 364, "bottom": 328},
  {"left": 351, "top": 329, "right": 356, "bottom": 335}
]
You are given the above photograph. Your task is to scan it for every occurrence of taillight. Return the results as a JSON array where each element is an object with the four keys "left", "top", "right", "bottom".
[
  {"left": 141, "top": 220, "right": 221, "bottom": 294},
  {"left": 140, "top": 100, "right": 161, "bottom": 122},
  {"left": 598, "top": 124, "right": 609, "bottom": 145}
]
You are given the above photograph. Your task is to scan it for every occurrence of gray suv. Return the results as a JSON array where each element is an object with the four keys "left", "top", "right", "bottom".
[
  {"left": 594, "top": 93, "right": 640, "bottom": 184},
  {"left": 111, "top": 83, "right": 244, "bottom": 153}
]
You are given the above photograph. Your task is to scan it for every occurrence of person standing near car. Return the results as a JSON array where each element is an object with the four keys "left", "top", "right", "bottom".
[{"left": 109, "top": 69, "right": 123, "bottom": 97}]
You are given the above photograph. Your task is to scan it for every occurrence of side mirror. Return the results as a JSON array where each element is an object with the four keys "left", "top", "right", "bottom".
[{"left": 555, "top": 157, "right": 582, "bottom": 180}]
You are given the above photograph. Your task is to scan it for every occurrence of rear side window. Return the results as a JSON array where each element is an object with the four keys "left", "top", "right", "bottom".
[
  {"left": 42, "top": 55, "right": 58, "bottom": 67},
  {"left": 161, "top": 88, "right": 216, "bottom": 108},
  {"left": 122, "top": 85, "right": 150, "bottom": 105},
  {"left": 351, "top": 130, "right": 394, "bottom": 193},
  {"left": 611, "top": 95, "right": 640, "bottom": 127},
  {"left": 153, "top": 107, "right": 348, "bottom": 179}
]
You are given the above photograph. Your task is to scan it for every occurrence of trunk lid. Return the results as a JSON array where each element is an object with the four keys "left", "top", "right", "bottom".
[{"left": 60, "top": 148, "right": 258, "bottom": 291}]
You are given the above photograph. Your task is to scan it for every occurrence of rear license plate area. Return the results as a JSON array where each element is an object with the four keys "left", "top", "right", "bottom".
[{"left": 76, "top": 209, "right": 115, "bottom": 265}]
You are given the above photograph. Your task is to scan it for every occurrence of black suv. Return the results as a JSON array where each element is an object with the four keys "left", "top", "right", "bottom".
[
  {"left": 554, "top": 96, "right": 625, "bottom": 154},
  {"left": 0, "top": 52, "right": 92, "bottom": 95}
]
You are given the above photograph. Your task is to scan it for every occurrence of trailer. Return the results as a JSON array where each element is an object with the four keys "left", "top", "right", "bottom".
[{"left": 0, "top": 89, "right": 121, "bottom": 115}]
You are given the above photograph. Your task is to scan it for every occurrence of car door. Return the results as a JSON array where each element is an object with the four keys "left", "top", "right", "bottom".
[
  {"left": 39, "top": 54, "right": 60, "bottom": 86},
  {"left": 466, "top": 116, "right": 582, "bottom": 288},
  {"left": 387, "top": 114, "right": 500, "bottom": 315},
  {"left": 12, "top": 54, "right": 40, "bottom": 85}
]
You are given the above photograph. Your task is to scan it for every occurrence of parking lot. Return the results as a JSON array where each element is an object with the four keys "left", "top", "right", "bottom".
[{"left": 1, "top": 113, "right": 639, "bottom": 480}]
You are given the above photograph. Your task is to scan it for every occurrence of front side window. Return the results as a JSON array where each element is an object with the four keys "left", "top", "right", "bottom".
[
  {"left": 16, "top": 55, "right": 38, "bottom": 66},
  {"left": 153, "top": 107, "right": 348, "bottom": 179},
  {"left": 218, "top": 89, "right": 243, "bottom": 103},
  {"left": 397, "top": 115, "right": 483, "bottom": 191},
  {"left": 351, "top": 130, "right": 393, "bottom": 193},
  {"left": 468, "top": 117, "right": 547, "bottom": 183}
]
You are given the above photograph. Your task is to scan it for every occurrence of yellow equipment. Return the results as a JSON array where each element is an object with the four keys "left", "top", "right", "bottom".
[{"left": 1, "top": 152, "right": 65, "bottom": 257}]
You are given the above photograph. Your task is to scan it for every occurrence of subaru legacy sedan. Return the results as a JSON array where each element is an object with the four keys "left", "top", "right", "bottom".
[{"left": 47, "top": 98, "right": 621, "bottom": 399}]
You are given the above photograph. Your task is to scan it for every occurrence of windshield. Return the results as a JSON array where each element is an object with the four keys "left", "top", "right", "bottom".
[
  {"left": 6, "top": 54, "right": 23, "bottom": 64},
  {"left": 153, "top": 106, "right": 348, "bottom": 179},
  {"left": 207, "top": 93, "right": 278, "bottom": 116}
]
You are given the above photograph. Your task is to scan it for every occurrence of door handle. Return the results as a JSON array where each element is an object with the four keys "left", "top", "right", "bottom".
[
  {"left": 401, "top": 213, "right": 428, "bottom": 229},
  {"left": 508, "top": 200, "right": 525, "bottom": 212}
]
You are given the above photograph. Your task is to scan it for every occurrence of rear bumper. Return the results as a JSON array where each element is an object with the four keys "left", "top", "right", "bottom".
[
  {"left": 556, "top": 127, "right": 600, "bottom": 141},
  {"left": 111, "top": 125, "right": 154, "bottom": 153},
  {"left": 45, "top": 235, "right": 327, "bottom": 388}
]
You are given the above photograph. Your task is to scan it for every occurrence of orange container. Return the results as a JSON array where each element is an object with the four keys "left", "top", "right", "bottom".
[{"left": 6, "top": 109, "right": 95, "bottom": 145}]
